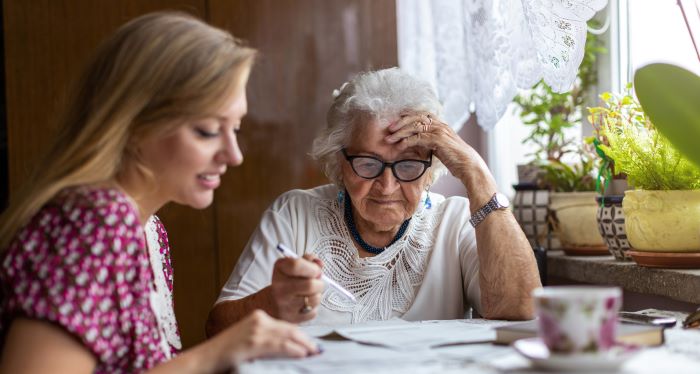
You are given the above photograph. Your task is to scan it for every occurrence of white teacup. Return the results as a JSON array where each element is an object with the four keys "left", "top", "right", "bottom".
[{"left": 533, "top": 286, "right": 622, "bottom": 354}]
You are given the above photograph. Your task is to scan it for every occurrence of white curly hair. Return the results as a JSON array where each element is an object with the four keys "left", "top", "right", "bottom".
[{"left": 310, "top": 67, "right": 448, "bottom": 188}]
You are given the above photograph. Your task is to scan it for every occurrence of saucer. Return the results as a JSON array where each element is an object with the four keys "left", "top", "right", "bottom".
[
  {"left": 627, "top": 250, "right": 700, "bottom": 269},
  {"left": 562, "top": 245, "right": 610, "bottom": 256},
  {"left": 513, "top": 338, "right": 639, "bottom": 372}
]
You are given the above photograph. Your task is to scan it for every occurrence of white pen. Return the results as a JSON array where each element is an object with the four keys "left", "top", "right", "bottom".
[{"left": 276, "top": 243, "right": 357, "bottom": 302}]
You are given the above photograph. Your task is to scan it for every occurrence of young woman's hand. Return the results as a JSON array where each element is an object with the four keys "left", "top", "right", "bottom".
[
  {"left": 148, "top": 310, "right": 320, "bottom": 373},
  {"left": 209, "top": 310, "right": 320, "bottom": 369}
]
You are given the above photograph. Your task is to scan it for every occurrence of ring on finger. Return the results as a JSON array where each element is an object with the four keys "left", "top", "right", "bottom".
[
  {"left": 299, "top": 296, "right": 312, "bottom": 314},
  {"left": 421, "top": 122, "right": 431, "bottom": 132}
]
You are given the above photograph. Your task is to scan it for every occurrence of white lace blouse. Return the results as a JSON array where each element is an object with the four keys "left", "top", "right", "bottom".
[{"left": 217, "top": 184, "right": 482, "bottom": 325}]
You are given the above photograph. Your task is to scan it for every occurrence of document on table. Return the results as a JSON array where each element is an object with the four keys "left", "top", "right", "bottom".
[
  {"left": 239, "top": 340, "right": 444, "bottom": 374},
  {"left": 240, "top": 320, "right": 499, "bottom": 374},
  {"left": 307, "top": 319, "right": 496, "bottom": 350}
]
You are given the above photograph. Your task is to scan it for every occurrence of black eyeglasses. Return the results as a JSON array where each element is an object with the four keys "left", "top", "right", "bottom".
[{"left": 341, "top": 148, "right": 432, "bottom": 182}]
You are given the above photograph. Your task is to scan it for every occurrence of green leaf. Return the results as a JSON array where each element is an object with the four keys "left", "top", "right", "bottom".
[{"left": 634, "top": 63, "right": 700, "bottom": 168}]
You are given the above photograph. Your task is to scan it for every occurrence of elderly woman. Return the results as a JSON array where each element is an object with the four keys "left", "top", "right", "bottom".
[{"left": 206, "top": 68, "right": 540, "bottom": 333}]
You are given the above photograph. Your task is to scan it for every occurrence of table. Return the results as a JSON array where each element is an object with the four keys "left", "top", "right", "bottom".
[{"left": 238, "top": 318, "right": 700, "bottom": 373}]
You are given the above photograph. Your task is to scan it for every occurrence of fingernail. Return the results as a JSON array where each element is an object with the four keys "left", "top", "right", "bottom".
[{"left": 385, "top": 136, "right": 395, "bottom": 143}]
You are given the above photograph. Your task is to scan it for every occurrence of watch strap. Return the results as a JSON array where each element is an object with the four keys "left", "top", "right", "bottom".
[{"left": 469, "top": 193, "right": 507, "bottom": 228}]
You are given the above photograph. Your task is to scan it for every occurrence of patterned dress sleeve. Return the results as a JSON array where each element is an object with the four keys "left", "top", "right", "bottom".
[{"left": 0, "top": 188, "right": 168, "bottom": 373}]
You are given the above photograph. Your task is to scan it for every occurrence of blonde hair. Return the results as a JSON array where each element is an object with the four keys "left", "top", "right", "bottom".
[
  {"left": 311, "top": 68, "right": 447, "bottom": 187},
  {"left": 0, "top": 11, "right": 256, "bottom": 250}
]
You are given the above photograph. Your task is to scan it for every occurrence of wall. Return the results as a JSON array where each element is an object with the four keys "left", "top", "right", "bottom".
[
  {"left": 3, "top": 0, "right": 397, "bottom": 347},
  {"left": 0, "top": 3, "right": 6, "bottom": 211}
]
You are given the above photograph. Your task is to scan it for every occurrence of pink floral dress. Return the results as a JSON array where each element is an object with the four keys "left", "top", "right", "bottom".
[{"left": 0, "top": 187, "right": 180, "bottom": 373}]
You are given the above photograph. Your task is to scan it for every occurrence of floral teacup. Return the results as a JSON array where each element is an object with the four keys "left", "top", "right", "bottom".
[{"left": 533, "top": 286, "right": 622, "bottom": 354}]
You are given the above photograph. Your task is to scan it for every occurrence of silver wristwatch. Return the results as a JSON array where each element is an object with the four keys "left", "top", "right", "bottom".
[{"left": 469, "top": 192, "right": 510, "bottom": 228}]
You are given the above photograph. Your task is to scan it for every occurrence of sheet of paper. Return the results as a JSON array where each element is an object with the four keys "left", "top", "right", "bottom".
[
  {"left": 334, "top": 319, "right": 496, "bottom": 350},
  {"left": 240, "top": 319, "right": 499, "bottom": 374},
  {"left": 300, "top": 318, "right": 410, "bottom": 338},
  {"left": 238, "top": 340, "right": 442, "bottom": 374}
]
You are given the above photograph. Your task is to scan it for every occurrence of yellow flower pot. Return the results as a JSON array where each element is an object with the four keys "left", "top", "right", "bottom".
[
  {"left": 549, "top": 192, "right": 605, "bottom": 249},
  {"left": 623, "top": 190, "right": 700, "bottom": 252}
]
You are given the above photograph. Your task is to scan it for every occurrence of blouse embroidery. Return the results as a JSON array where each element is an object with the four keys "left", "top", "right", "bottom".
[{"left": 312, "top": 197, "right": 443, "bottom": 323}]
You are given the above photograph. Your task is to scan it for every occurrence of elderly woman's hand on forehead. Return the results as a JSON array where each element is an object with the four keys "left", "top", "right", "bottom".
[{"left": 385, "top": 111, "right": 487, "bottom": 181}]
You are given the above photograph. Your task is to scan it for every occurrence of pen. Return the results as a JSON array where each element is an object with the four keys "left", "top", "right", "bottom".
[{"left": 276, "top": 243, "right": 357, "bottom": 302}]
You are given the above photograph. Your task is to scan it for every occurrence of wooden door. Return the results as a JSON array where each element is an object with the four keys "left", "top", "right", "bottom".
[{"left": 207, "top": 0, "right": 398, "bottom": 292}]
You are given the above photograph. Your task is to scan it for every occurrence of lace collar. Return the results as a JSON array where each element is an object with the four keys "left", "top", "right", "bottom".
[{"left": 311, "top": 196, "right": 441, "bottom": 323}]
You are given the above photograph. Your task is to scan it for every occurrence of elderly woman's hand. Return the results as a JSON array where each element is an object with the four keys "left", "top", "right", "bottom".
[
  {"left": 385, "top": 111, "right": 487, "bottom": 182},
  {"left": 270, "top": 254, "right": 325, "bottom": 323}
]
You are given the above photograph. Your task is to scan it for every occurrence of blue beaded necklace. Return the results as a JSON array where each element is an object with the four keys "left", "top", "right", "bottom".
[{"left": 343, "top": 191, "right": 410, "bottom": 255}]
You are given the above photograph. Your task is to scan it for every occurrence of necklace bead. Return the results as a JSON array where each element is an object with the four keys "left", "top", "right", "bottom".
[{"left": 343, "top": 191, "right": 410, "bottom": 255}]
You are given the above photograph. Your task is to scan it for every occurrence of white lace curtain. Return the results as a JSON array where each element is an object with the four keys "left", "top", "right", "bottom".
[{"left": 397, "top": 0, "right": 607, "bottom": 131}]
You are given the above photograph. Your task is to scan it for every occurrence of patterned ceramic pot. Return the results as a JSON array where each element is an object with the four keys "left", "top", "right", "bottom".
[
  {"left": 596, "top": 195, "right": 631, "bottom": 261},
  {"left": 623, "top": 190, "right": 700, "bottom": 252},
  {"left": 513, "top": 184, "right": 551, "bottom": 249},
  {"left": 533, "top": 286, "right": 622, "bottom": 354}
]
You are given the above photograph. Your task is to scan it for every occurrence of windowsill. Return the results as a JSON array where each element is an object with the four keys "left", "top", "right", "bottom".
[{"left": 546, "top": 250, "right": 700, "bottom": 307}]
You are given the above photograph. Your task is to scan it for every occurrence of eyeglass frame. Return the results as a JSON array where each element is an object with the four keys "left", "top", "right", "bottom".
[{"left": 341, "top": 148, "right": 432, "bottom": 182}]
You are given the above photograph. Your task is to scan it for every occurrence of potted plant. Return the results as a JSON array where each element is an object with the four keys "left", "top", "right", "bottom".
[
  {"left": 512, "top": 27, "right": 606, "bottom": 254},
  {"left": 587, "top": 86, "right": 637, "bottom": 261},
  {"left": 543, "top": 146, "right": 606, "bottom": 255},
  {"left": 593, "top": 82, "right": 700, "bottom": 266}
]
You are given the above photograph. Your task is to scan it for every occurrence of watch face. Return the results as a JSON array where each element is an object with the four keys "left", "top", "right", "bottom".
[{"left": 495, "top": 193, "right": 510, "bottom": 208}]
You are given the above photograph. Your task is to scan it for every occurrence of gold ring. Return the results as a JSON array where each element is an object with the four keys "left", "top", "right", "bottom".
[{"left": 300, "top": 296, "right": 312, "bottom": 314}]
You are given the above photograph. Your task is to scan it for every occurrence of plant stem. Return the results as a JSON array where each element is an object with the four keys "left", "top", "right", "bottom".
[{"left": 678, "top": 0, "right": 700, "bottom": 64}]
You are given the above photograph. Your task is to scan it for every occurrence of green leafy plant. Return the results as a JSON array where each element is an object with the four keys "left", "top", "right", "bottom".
[
  {"left": 540, "top": 151, "right": 597, "bottom": 192},
  {"left": 589, "top": 87, "right": 700, "bottom": 191},
  {"left": 514, "top": 24, "right": 605, "bottom": 191},
  {"left": 586, "top": 84, "right": 637, "bottom": 195}
]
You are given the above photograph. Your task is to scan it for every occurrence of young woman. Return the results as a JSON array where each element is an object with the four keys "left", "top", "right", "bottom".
[{"left": 0, "top": 12, "right": 319, "bottom": 374}]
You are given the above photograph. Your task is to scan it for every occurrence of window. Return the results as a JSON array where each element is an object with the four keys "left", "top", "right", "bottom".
[
  {"left": 620, "top": 0, "right": 700, "bottom": 90},
  {"left": 490, "top": 0, "right": 700, "bottom": 195}
]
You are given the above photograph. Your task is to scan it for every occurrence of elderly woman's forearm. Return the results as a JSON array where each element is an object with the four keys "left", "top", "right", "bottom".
[
  {"left": 205, "top": 287, "right": 276, "bottom": 338},
  {"left": 475, "top": 212, "right": 541, "bottom": 320}
]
